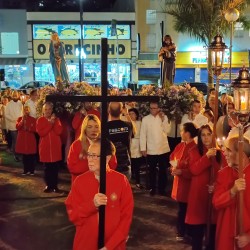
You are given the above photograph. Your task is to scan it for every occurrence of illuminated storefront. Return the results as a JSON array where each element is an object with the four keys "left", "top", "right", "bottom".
[{"left": 32, "top": 23, "right": 132, "bottom": 87}]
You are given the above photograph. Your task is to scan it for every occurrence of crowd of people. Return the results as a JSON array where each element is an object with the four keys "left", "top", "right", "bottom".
[{"left": 0, "top": 85, "right": 250, "bottom": 250}]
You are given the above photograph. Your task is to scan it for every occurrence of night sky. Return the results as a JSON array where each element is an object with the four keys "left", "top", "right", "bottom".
[{"left": 0, "top": 0, "right": 135, "bottom": 12}]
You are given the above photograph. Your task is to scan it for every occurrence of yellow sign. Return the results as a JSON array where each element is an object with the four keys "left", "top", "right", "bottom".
[{"left": 33, "top": 39, "right": 131, "bottom": 59}]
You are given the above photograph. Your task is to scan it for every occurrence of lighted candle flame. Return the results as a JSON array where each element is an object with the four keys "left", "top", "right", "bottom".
[{"left": 241, "top": 96, "right": 246, "bottom": 110}]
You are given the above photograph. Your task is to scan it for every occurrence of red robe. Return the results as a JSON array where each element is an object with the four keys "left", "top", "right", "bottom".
[
  {"left": 36, "top": 116, "right": 63, "bottom": 163},
  {"left": 185, "top": 146, "right": 226, "bottom": 225},
  {"left": 65, "top": 169, "right": 134, "bottom": 250},
  {"left": 67, "top": 139, "right": 117, "bottom": 183},
  {"left": 170, "top": 141, "right": 196, "bottom": 202},
  {"left": 213, "top": 165, "right": 250, "bottom": 250},
  {"left": 15, "top": 115, "right": 37, "bottom": 154},
  {"left": 72, "top": 109, "right": 101, "bottom": 139}
]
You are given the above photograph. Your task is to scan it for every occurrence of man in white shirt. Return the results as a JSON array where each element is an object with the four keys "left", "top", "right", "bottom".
[
  {"left": 25, "top": 89, "right": 38, "bottom": 118},
  {"left": 5, "top": 90, "right": 23, "bottom": 161},
  {"left": 140, "top": 102, "right": 171, "bottom": 196},
  {"left": 181, "top": 100, "right": 208, "bottom": 128}
]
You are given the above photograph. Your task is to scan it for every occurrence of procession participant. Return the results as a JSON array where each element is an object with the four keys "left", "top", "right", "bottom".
[
  {"left": 67, "top": 114, "right": 117, "bottom": 184},
  {"left": 185, "top": 124, "right": 226, "bottom": 250},
  {"left": 107, "top": 102, "right": 133, "bottom": 180},
  {"left": 170, "top": 122, "right": 198, "bottom": 241},
  {"left": 213, "top": 137, "right": 250, "bottom": 250},
  {"left": 65, "top": 139, "right": 134, "bottom": 250},
  {"left": 128, "top": 108, "right": 143, "bottom": 188},
  {"left": 180, "top": 100, "right": 208, "bottom": 129},
  {"left": 16, "top": 105, "right": 37, "bottom": 175},
  {"left": 5, "top": 90, "right": 23, "bottom": 161},
  {"left": 36, "top": 102, "right": 63, "bottom": 193},
  {"left": 72, "top": 102, "right": 100, "bottom": 139}
]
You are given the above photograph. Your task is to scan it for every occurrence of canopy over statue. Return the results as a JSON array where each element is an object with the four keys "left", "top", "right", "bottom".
[{"left": 49, "top": 32, "right": 70, "bottom": 82}]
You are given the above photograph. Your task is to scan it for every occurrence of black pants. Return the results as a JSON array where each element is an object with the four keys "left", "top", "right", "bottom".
[
  {"left": 147, "top": 153, "right": 169, "bottom": 193},
  {"left": 44, "top": 162, "right": 59, "bottom": 189},
  {"left": 131, "top": 157, "right": 142, "bottom": 184},
  {"left": 189, "top": 224, "right": 216, "bottom": 250},
  {"left": 177, "top": 202, "right": 188, "bottom": 237},
  {"left": 22, "top": 154, "right": 36, "bottom": 174}
]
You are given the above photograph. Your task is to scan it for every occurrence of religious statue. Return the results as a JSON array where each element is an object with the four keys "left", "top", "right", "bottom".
[
  {"left": 49, "top": 32, "right": 70, "bottom": 82},
  {"left": 158, "top": 34, "right": 176, "bottom": 87}
]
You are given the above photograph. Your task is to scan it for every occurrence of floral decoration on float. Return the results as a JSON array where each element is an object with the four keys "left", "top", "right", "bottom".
[{"left": 138, "top": 83, "right": 205, "bottom": 122}]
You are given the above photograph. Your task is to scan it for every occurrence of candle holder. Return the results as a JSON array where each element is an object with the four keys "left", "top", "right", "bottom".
[{"left": 230, "top": 66, "right": 250, "bottom": 236}]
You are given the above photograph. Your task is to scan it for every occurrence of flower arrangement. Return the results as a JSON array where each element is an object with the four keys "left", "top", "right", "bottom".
[
  {"left": 36, "top": 81, "right": 98, "bottom": 117},
  {"left": 138, "top": 84, "right": 205, "bottom": 122}
]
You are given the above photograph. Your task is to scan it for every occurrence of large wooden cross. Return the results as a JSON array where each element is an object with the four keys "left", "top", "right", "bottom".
[{"left": 46, "top": 38, "right": 159, "bottom": 248}]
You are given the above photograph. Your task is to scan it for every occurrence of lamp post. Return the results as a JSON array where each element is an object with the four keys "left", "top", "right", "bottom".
[
  {"left": 79, "top": 0, "right": 84, "bottom": 82},
  {"left": 225, "top": 8, "right": 240, "bottom": 85},
  {"left": 205, "top": 34, "right": 227, "bottom": 246},
  {"left": 231, "top": 66, "right": 250, "bottom": 235}
]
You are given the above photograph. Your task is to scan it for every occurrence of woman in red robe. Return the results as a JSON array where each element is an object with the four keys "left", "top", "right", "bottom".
[
  {"left": 185, "top": 124, "right": 226, "bottom": 250},
  {"left": 65, "top": 139, "right": 134, "bottom": 250},
  {"left": 15, "top": 105, "right": 37, "bottom": 175},
  {"left": 213, "top": 137, "right": 250, "bottom": 250},
  {"left": 36, "top": 102, "right": 63, "bottom": 193},
  {"left": 170, "top": 122, "right": 198, "bottom": 241},
  {"left": 67, "top": 114, "right": 117, "bottom": 184}
]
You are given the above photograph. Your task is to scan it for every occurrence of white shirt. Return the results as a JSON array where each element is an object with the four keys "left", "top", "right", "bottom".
[
  {"left": 25, "top": 99, "right": 37, "bottom": 118},
  {"left": 181, "top": 113, "right": 208, "bottom": 128},
  {"left": 5, "top": 100, "right": 23, "bottom": 131},
  {"left": 140, "top": 114, "right": 170, "bottom": 155},
  {"left": 130, "top": 120, "right": 142, "bottom": 158}
]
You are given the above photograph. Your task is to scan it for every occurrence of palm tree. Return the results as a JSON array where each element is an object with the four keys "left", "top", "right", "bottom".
[{"left": 164, "top": 0, "right": 250, "bottom": 87}]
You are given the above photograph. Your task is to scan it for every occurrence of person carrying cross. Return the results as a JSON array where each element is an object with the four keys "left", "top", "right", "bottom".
[{"left": 65, "top": 138, "right": 134, "bottom": 250}]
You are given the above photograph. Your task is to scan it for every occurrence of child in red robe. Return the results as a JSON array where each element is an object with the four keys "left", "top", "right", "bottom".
[
  {"left": 65, "top": 139, "right": 134, "bottom": 250},
  {"left": 213, "top": 136, "right": 250, "bottom": 250},
  {"left": 16, "top": 105, "right": 37, "bottom": 175}
]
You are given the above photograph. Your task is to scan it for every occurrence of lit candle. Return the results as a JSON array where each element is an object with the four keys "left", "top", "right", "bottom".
[{"left": 241, "top": 96, "right": 246, "bottom": 110}]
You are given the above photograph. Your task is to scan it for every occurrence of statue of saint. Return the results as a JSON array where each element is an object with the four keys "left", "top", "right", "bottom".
[
  {"left": 158, "top": 34, "right": 176, "bottom": 87},
  {"left": 49, "top": 32, "right": 70, "bottom": 82}
]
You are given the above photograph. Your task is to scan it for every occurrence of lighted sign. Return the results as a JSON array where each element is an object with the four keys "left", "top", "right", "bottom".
[
  {"left": 33, "top": 39, "right": 131, "bottom": 59},
  {"left": 33, "top": 24, "right": 130, "bottom": 40},
  {"left": 191, "top": 51, "right": 229, "bottom": 64}
]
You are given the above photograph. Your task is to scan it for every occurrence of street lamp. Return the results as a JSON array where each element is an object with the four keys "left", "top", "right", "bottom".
[
  {"left": 225, "top": 8, "right": 240, "bottom": 85},
  {"left": 208, "top": 34, "right": 228, "bottom": 123},
  {"left": 231, "top": 66, "right": 250, "bottom": 235}
]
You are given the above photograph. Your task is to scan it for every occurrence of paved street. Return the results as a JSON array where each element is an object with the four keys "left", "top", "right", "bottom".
[{"left": 0, "top": 149, "right": 191, "bottom": 250}]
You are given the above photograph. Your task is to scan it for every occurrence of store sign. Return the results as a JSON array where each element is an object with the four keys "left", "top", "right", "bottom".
[
  {"left": 33, "top": 24, "right": 130, "bottom": 40},
  {"left": 33, "top": 40, "right": 131, "bottom": 59}
]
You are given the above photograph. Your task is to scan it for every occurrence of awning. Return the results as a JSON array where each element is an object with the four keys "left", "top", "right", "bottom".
[{"left": 0, "top": 57, "right": 28, "bottom": 65}]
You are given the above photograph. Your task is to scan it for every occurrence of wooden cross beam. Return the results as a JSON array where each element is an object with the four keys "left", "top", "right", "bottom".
[{"left": 46, "top": 38, "right": 159, "bottom": 248}]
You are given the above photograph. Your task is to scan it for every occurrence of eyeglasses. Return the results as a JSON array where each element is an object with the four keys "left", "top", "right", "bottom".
[
  {"left": 87, "top": 153, "right": 101, "bottom": 160},
  {"left": 150, "top": 107, "right": 159, "bottom": 110}
]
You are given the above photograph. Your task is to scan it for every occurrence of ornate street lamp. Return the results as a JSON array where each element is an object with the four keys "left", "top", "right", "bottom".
[
  {"left": 209, "top": 34, "right": 228, "bottom": 77},
  {"left": 205, "top": 34, "right": 228, "bottom": 246},
  {"left": 231, "top": 66, "right": 250, "bottom": 235},
  {"left": 225, "top": 8, "right": 240, "bottom": 85},
  {"left": 208, "top": 34, "right": 228, "bottom": 128}
]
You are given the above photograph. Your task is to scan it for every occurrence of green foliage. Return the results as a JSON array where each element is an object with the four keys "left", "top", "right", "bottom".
[{"left": 165, "top": 0, "right": 250, "bottom": 45}]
